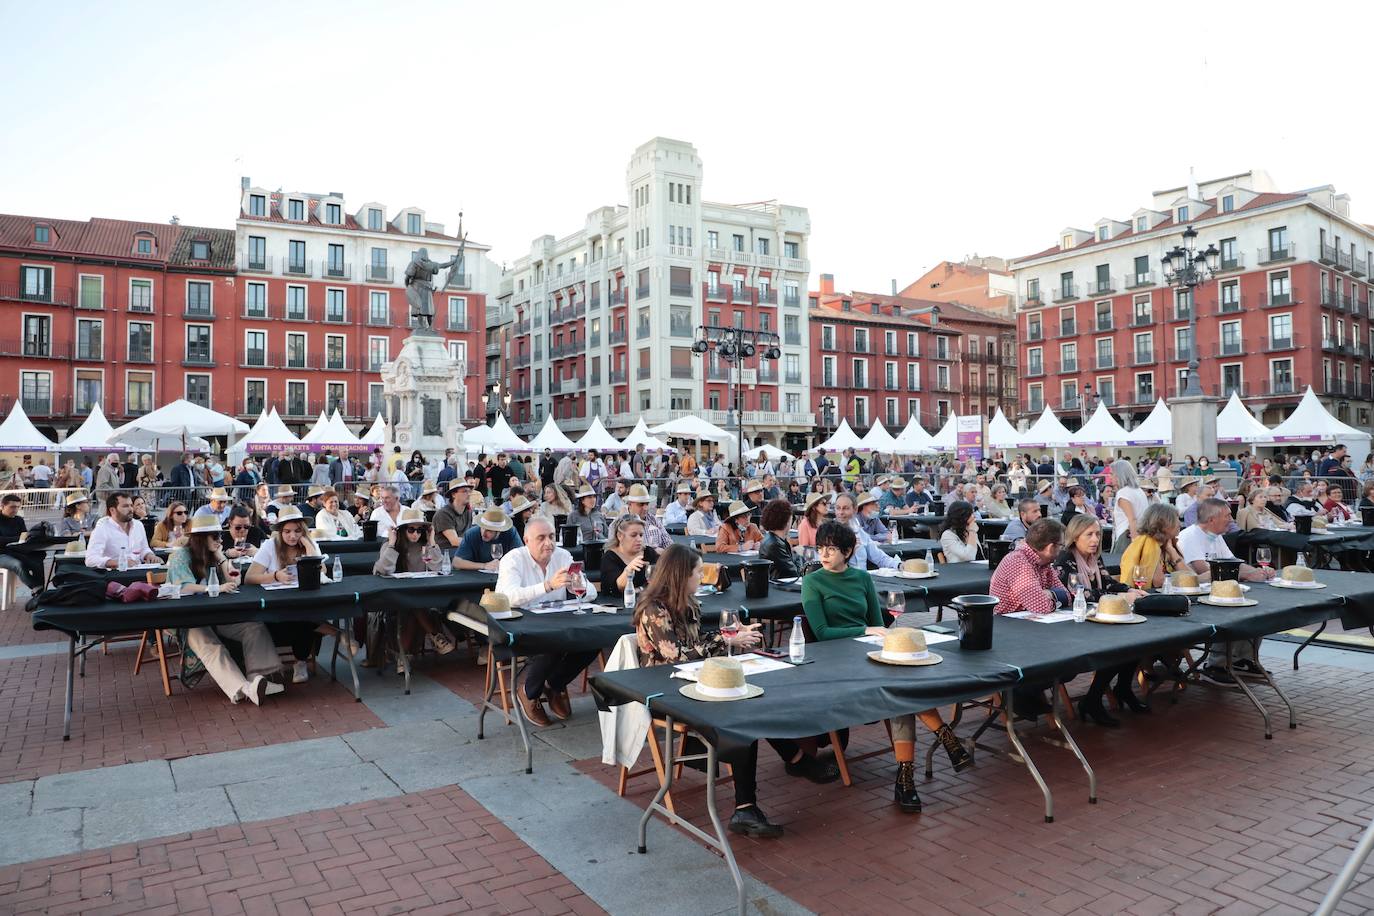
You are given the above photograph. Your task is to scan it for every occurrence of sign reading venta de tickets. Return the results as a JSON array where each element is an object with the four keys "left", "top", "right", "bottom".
[{"left": 956, "top": 415, "right": 984, "bottom": 463}]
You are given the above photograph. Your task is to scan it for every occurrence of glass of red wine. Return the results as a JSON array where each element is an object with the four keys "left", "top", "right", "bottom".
[
  {"left": 1132, "top": 564, "right": 1147, "bottom": 591},
  {"left": 720, "top": 610, "right": 740, "bottom": 658},
  {"left": 1255, "top": 546, "right": 1272, "bottom": 574},
  {"left": 885, "top": 590, "right": 905, "bottom": 624},
  {"left": 568, "top": 569, "right": 588, "bottom": 615}
]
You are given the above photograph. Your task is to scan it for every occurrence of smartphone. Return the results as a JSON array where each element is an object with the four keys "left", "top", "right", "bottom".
[
  {"left": 756, "top": 647, "right": 788, "bottom": 659},
  {"left": 923, "top": 624, "right": 956, "bottom": 636}
]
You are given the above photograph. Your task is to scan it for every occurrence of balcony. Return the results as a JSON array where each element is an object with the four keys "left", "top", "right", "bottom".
[
  {"left": 1217, "top": 253, "right": 1245, "bottom": 273},
  {"left": 183, "top": 305, "right": 214, "bottom": 321},
  {"left": 1131, "top": 311, "right": 1154, "bottom": 327},
  {"left": 1026, "top": 397, "right": 1045, "bottom": 413},
  {"left": 1022, "top": 290, "right": 1044, "bottom": 308},
  {"left": 366, "top": 264, "right": 394, "bottom": 283},
  {"left": 367, "top": 309, "right": 391, "bottom": 327},
  {"left": 1262, "top": 335, "right": 1297, "bottom": 352},
  {"left": 705, "top": 284, "right": 727, "bottom": 302},
  {"left": 609, "top": 328, "right": 627, "bottom": 345},
  {"left": 1131, "top": 350, "right": 1157, "bottom": 367},
  {"left": 1170, "top": 306, "right": 1192, "bottom": 322},
  {"left": 1133, "top": 391, "right": 1157, "bottom": 405},
  {"left": 486, "top": 341, "right": 502, "bottom": 357},
  {"left": 1094, "top": 354, "right": 1114, "bottom": 370},
  {"left": 1218, "top": 295, "right": 1243, "bottom": 314},
  {"left": 1258, "top": 244, "right": 1295, "bottom": 265},
  {"left": 1338, "top": 250, "right": 1354, "bottom": 272},
  {"left": 1052, "top": 284, "right": 1079, "bottom": 303},
  {"left": 1055, "top": 320, "right": 1077, "bottom": 338},
  {"left": 636, "top": 365, "right": 651, "bottom": 380},
  {"left": 1025, "top": 327, "right": 1043, "bottom": 343},
  {"left": 181, "top": 352, "right": 215, "bottom": 368},
  {"left": 609, "top": 289, "right": 627, "bottom": 306},
  {"left": 1353, "top": 298, "right": 1366, "bottom": 318},
  {"left": 1125, "top": 271, "right": 1156, "bottom": 289},
  {"left": 1322, "top": 338, "right": 1350, "bottom": 355},
  {"left": 635, "top": 285, "right": 650, "bottom": 300},
  {"left": 636, "top": 322, "right": 651, "bottom": 340},
  {"left": 783, "top": 293, "right": 801, "bottom": 308},
  {"left": 670, "top": 364, "right": 694, "bottom": 380},
  {"left": 445, "top": 273, "right": 471, "bottom": 290},
  {"left": 1213, "top": 341, "right": 1244, "bottom": 358},
  {"left": 1093, "top": 315, "right": 1114, "bottom": 332},
  {"left": 241, "top": 255, "right": 274, "bottom": 274},
  {"left": 731, "top": 287, "right": 755, "bottom": 305},
  {"left": 127, "top": 347, "right": 154, "bottom": 364},
  {"left": 1056, "top": 359, "right": 1078, "bottom": 374},
  {"left": 1320, "top": 379, "right": 1373, "bottom": 400},
  {"left": 669, "top": 318, "right": 694, "bottom": 338},
  {"left": 74, "top": 343, "right": 103, "bottom": 362},
  {"left": 1263, "top": 377, "right": 1302, "bottom": 397},
  {"left": 707, "top": 364, "right": 732, "bottom": 382},
  {"left": 1025, "top": 362, "right": 1045, "bottom": 378},
  {"left": 446, "top": 314, "right": 469, "bottom": 332},
  {"left": 323, "top": 262, "right": 352, "bottom": 280},
  {"left": 1354, "top": 257, "right": 1368, "bottom": 278},
  {"left": 514, "top": 352, "right": 530, "bottom": 368},
  {"left": 241, "top": 350, "right": 269, "bottom": 369},
  {"left": 610, "top": 369, "right": 627, "bottom": 385},
  {"left": 0, "top": 281, "right": 73, "bottom": 306},
  {"left": 785, "top": 371, "right": 802, "bottom": 384},
  {"left": 323, "top": 307, "right": 348, "bottom": 324},
  {"left": 758, "top": 289, "right": 778, "bottom": 305},
  {"left": 784, "top": 331, "right": 801, "bottom": 346},
  {"left": 1086, "top": 277, "right": 1116, "bottom": 296},
  {"left": 284, "top": 259, "right": 313, "bottom": 278},
  {"left": 1168, "top": 347, "right": 1192, "bottom": 363},
  {"left": 1261, "top": 293, "right": 1294, "bottom": 308},
  {"left": 3, "top": 338, "right": 66, "bottom": 359},
  {"left": 1057, "top": 396, "right": 1081, "bottom": 411}
]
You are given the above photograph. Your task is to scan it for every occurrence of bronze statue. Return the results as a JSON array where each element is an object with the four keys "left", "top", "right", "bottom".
[{"left": 404, "top": 213, "right": 469, "bottom": 331}]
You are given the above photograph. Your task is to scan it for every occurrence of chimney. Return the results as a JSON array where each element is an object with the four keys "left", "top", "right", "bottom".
[
  {"left": 819, "top": 273, "right": 835, "bottom": 295},
  {"left": 240, "top": 176, "right": 251, "bottom": 191},
  {"left": 891, "top": 278, "right": 897, "bottom": 295}
]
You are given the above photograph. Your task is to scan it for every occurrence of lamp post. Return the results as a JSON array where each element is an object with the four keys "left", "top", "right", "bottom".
[
  {"left": 1160, "top": 226, "right": 1220, "bottom": 398},
  {"left": 1079, "top": 382, "right": 1098, "bottom": 427},
  {"left": 692, "top": 324, "right": 782, "bottom": 475}
]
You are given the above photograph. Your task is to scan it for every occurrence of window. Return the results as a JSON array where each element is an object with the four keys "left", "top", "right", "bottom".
[
  {"left": 1177, "top": 206, "right": 1189, "bottom": 222},
  {"left": 1132, "top": 255, "right": 1150, "bottom": 286},
  {"left": 1220, "top": 321, "right": 1242, "bottom": 355},
  {"left": 1095, "top": 263, "right": 1110, "bottom": 292},
  {"left": 286, "top": 381, "right": 306, "bottom": 416},
  {"left": 1133, "top": 295, "right": 1151, "bottom": 325},
  {"left": 325, "top": 202, "right": 341, "bottom": 225},
  {"left": 1026, "top": 314, "right": 1042, "bottom": 341},
  {"left": 245, "top": 330, "right": 266, "bottom": 366},
  {"left": 190, "top": 240, "right": 210, "bottom": 261},
  {"left": 854, "top": 396, "right": 868, "bottom": 427},
  {"left": 185, "top": 325, "right": 211, "bottom": 363},
  {"left": 246, "top": 235, "right": 267, "bottom": 270},
  {"left": 1271, "top": 358, "right": 1294, "bottom": 393},
  {"left": 286, "top": 333, "right": 306, "bottom": 368},
  {"left": 79, "top": 275, "right": 103, "bottom": 309},
  {"left": 127, "top": 321, "right": 153, "bottom": 362},
  {"left": 326, "top": 335, "right": 346, "bottom": 370},
  {"left": 1095, "top": 300, "right": 1112, "bottom": 331},
  {"left": 368, "top": 209, "right": 383, "bottom": 231},
  {"left": 185, "top": 374, "right": 211, "bottom": 407},
  {"left": 288, "top": 199, "right": 305, "bottom": 221},
  {"left": 1269, "top": 271, "right": 1291, "bottom": 305},
  {"left": 732, "top": 234, "right": 744, "bottom": 252},
  {"left": 1174, "top": 326, "right": 1192, "bottom": 360},
  {"left": 1135, "top": 215, "right": 1147, "bottom": 232},
  {"left": 326, "top": 288, "right": 345, "bottom": 322},
  {"left": 784, "top": 240, "right": 799, "bottom": 259},
  {"left": 1027, "top": 346, "right": 1044, "bottom": 374},
  {"left": 907, "top": 331, "right": 919, "bottom": 357},
  {"left": 1268, "top": 226, "right": 1288, "bottom": 257},
  {"left": 885, "top": 361, "right": 898, "bottom": 388},
  {"left": 186, "top": 281, "right": 212, "bottom": 315},
  {"left": 368, "top": 383, "right": 385, "bottom": 418},
  {"left": 21, "top": 265, "right": 52, "bottom": 301},
  {"left": 1026, "top": 278, "right": 1040, "bottom": 302},
  {"left": 369, "top": 291, "right": 389, "bottom": 324},
  {"left": 249, "top": 194, "right": 266, "bottom": 216},
  {"left": 786, "top": 392, "right": 801, "bottom": 414},
  {"left": 243, "top": 380, "right": 266, "bottom": 417},
  {"left": 1060, "top": 342, "right": 1077, "bottom": 371},
  {"left": 23, "top": 315, "right": 50, "bottom": 356},
  {"left": 368, "top": 337, "right": 389, "bottom": 371},
  {"left": 1222, "top": 364, "right": 1243, "bottom": 396},
  {"left": 1097, "top": 226, "right": 1108, "bottom": 241},
  {"left": 129, "top": 278, "right": 153, "bottom": 312},
  {"left": 1027, "top": 383, "right": 1044, "bottom": 411},
  {"left": 1097, "top": 378, "right": 1115, "bottom": 406},
  {"left": 126, "top": 371, "right": 153, "bottom": 415},
  {"left": 1220, "top": 280, "right": 1240, "bottom": 311},
  {"left": 1174, "top": 288, "right": 1192, "bottom": 319},
  {"left": 1133, "top": 332, "right": 1153, "bottom": 362},
  {"left": 287, "top": 240, "right": 306, "bottom": 273},
  {"left": 1135, "top": 372, "right": 1154, "bottom": 402},
  {"left": 326, "top": 243, "right": 345, "bottom": 276},
  {"left": 1061, "top": 381, "right": 1077, "bottom": 407},
  {"left": 76, "top": 318, "right": 102, "bottom": 360},
  {"left": 1059, "top": 271, "right": 1075, "bottom": 298},
  {"left": 369, "top": 248, "right": 388, "bottom": 281},
  {"left": 907, "top": 362, "right": 920, "bottom": 391},
  {"left": 406, "top": 213, "right": 422, "bottom": 235},
  {"left": 852, "top": 358, "right": 868, "bottom": 388},
  {"left": 854, "top": 328, "right": 869, "bottom": 352},
  {"left": 286, "top": 285, "right": 306, "bottom": 320},
  {"left": 821, "top": 355, "right": 836, "bottom": 386},
  {"left": 20, "top": 371, "right": 51, "bottom": 414},
  {"left": 935, "top": 336, "right": 949, "bottom": 360},
  {"left": 1269, "top": 313, "right": 1292, "bottom": 347},
  {"left": 244, "top": 282, "right": 266, "bottom": 318},
  {"left": 1096, "top": 337, "right": 1113, "bottom": 367},
  {"left": 756, "top": 238, "right": 770, "bottom": 256},
  {"left": 936, "top": 365, "right": 950, "bottom": 390}
]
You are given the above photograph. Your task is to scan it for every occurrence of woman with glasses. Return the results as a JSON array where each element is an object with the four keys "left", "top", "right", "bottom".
[
  {"left": 600, "top": 515, "right": 657, "bottom": 598},
  {"left": 169, "top": 516, "right": 283, "bottom": 706},
  {"left": 223, "top": 506, "right": 263, "bottom": 559},
  {"left": 151, "top": 502, "right": 189, "bottom": 548},
  {"left": 315, "top": 488, "right": 362, "bottom": 539},
  {"left": 373, "top": 507, "right": 454, "bottom": 658}
]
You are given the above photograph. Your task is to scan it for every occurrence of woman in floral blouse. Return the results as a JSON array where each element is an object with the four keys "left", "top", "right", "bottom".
[{"left": 632, "top": 543, "right": 830, "bottom": 839}]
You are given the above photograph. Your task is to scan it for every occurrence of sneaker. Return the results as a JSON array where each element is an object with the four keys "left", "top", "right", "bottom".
[
  {"left": 784, "top": 753, "right": 840, "bottom": 784},
  {"left": 244, "top": 675, "right": 269, "bottom": 706},
  {"left": 264, "top": 681, "right": 285, "bottom": 697},
  {"left": 728, "top": 805, "right": 783, "bottom": 838},
  {"left": 1199, "top": 665, "right": 1240, "bottom": 688},
  {"left": 1232, "top": 659, "right": 1270, "bottom": 679},
  {"left": 292, "top": 661, "right": 309, "bottom": 684}
]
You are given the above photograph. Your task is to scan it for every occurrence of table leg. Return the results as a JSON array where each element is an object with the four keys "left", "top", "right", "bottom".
[
  {"left": 1048, "top": 682, "right": 1097, "bottom": 804},
  {"left": 63, "top": 636, "right": 75, "bottom": 741},
  {"left": 477, "top": 654, "right": 498, "bottom": 740},
  {"left": 1225, "top": 641, "right": 1273, "bottom": 739},
  {"left": 505, "top": 657, "right": 533, "bottom": 774},
  {"left": 1314, "top": 815, "right": 1374, "bottom": 916},
  {"left": 1002, "top": 689, "right": 1054, "bottom": 823},
  {"left": 637, "top": 714, "right": 676, "bottom": 853},
  {"left": 340, "top": 618, "right": 361, "bottom": 701},
  {"left": 395, "top": 611, "right": 411, "bottom": 695},
  {"left": 703, "top": 741, "right": 746, "bottom": 916},
  {"left": 1292, "top": 621, "right": 1327, "bottom": 671},
  {"left": 1253, "top": 650, "right": 1297, "bottom": 730}
]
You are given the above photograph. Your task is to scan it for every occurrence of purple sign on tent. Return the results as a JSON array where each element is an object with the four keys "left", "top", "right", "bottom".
[{"left": 956, "top": 416, "right": 983, "bottom": 463}]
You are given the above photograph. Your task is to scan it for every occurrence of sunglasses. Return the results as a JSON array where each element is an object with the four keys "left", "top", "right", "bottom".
[
  {"left": 173, "top": 510, "right": 188, "bottom": 516},
  {"left": 403, "top": 526, "right": 426, "bottom": 535}
]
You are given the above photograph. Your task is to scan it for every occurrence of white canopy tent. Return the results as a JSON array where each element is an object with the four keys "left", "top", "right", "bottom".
[
  {"left": 0, "top": 402, "right": 55, "bottom": 452},
  {"left": 1017, "top": 406, "right": 1075, "bottom": 450},
  {"left": 1216, "top": 392, "right": 1275, "bottom": 445},
  {"left": 573, "top": 416, "right": 624, "bottom": 452},
  {"left": 932, "top": 414, "right": 959, "bottom": 452},
  {"left": 526, "top": 415, "right": 579, "bottom": 452},
  {"left": 226, "top": 408, "right": 300, "bottom": 463},
  {"left": 891, "top": 416, "right": 939, "bottom": 455},
  {"left": 1070, "top": 403, "right": 1132, "bottom": 448},
  {"left": 359, "top": 414, "right": 388, "bottom": 446},
  {"left": 987, "top": 409, "right": 1023, "bottom": 451},
  {"left": 816, "top": 419, "right": 865, "bottom": 452},
  {"left": 1126, "top": 399, "right": 1173, "bottom": 446},
  {"left": 859, "top": 419, "right": 899, "bottom": 453},
  {"left": 110, "top": 399, "right": 247, "bottom": 453},
  {"left": 463, "top": 414, "right": 532, "bottom": 453},
  {"left": 57, "top": 403, "right": 130, "bottom": 453},
  {"left": 648, "top": 415, "right": 737, "bottom": 444},
  {"left": 301, "top": 410, "right": 364, "bottom": 451},
  {"left": 745, "top": 443, "right": 790, "bottom": 461},
  {"left": 620, "top": 419, "right": 676, "bottom": 453},
  {"left": 1268, "top": 387, "right": 1372, "bottom": 444}
]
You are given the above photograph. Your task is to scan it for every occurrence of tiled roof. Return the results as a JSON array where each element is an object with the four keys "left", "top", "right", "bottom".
[
  {"left": 0, "top": 213, "right": 232, "bottom": 270},
  {"left": 1012, "top": 191, "right": 1308, "bottom": 264},
  {"left": 809, "top": 293, "right": 960, "bottom": 334},
  {"left": 851, "top": 291, "right": 1014, "bottom": 329},
  {"left": 239, "top": 193, "right": 460, "bottom": 241}
]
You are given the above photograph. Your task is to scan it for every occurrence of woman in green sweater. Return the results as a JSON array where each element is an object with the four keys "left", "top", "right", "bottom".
[{"left": 801, "top": 520, "right": 972, "bottom": 813}]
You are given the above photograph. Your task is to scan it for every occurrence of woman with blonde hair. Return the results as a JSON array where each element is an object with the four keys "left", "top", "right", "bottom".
[
  {"left": 1117, "top": 503, "right": 1184, "bottom": 589},
  {"left": 1109, "top": 459, "right": 1149, "bottom": 557}
]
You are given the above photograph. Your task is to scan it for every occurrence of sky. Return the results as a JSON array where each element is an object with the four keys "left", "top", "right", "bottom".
[{"left": 4, "top": 1, "right": 1374, "bottom": 293}]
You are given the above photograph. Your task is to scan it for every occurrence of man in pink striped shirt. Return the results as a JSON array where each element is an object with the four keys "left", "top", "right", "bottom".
[{"left": 990, "top": 518, "right": 1068, "bottom": 616}]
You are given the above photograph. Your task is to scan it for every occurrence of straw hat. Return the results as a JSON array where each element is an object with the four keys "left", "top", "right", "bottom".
[
  {"left": 874, "top": 475, "right": 890, "bottom": 487},
  {"left": 477, "top": 508, "right": 512, "bottom": 532},
  {"left": 480, "top": 589, "right": 519, "bottom": 620},
  {"left": 890, "top": 477, "right": 908, "bottom": 491},
  {"left": 300, "top": 485, "right": 324, "bottom": 500},
  {"left": 742, "top": 479, "right": 765, "bottom": 496},
  {"left": 65, "top": 491, "right": 90, "bottom": 507},
  {"left": 1037, "top": 480, "right": 1052, "bottom": 494},
  {"left": 901, "top": 558, "right": 931, "bottom": 574},
  {"left": 1179, "top": 478, "right": 1200, "bottom": 492},
  {"left": 574, "top": 485, "right": 598, "bottom": 501},
  {"left": 446, "top": 478, "right": 472, "bottom": 494},
  {"left": 207, "top": 487, "right": 231, "bottom": 503},
  {"left": 804, "top": 491, "right": 829, "bottom": 513},
  {"left": 420, "top": 480, "right": 438, "bottom": 496},
  {"left": 1203, "top": 475, "right": 1220, "bottom": 486},
  {"left": 187, "top": 514, "right": 223, "bottom": 536},
  {"left": 64, "top": 540, "right": 85, "bottom": 554},
  {"left": 275, "top": 485, "right": 295, "bottom": 500},
  {"left": 310, "top": 527, "right": 333, "bottom": 541},
  {"left": 1091, "top": 594, "right": 1147, "bottom": 624},
  {"left": 273, "top": 506, "right": 305, "bottom": 528},
  {"left": 625, "top": 484, "right": 652, "bottom": 504},
  {"left": 694, "top": 490, "right": 716, "bottom": 506},
  {"left": 352, "top": 491, "right": 373, "bottom": 503},
  {"left": 855, "top": 490, "right": 880, "bottom": 510},
  {"left": 1140, "top": 481, "right": 1158, "bottom": 492},
  {"left": 675, "top": 482, "right": 694, "bottom": 496},
  {"left": 725, "top": 500, "right": 753, "bottom": 520},
  {"left": 678, "top": 657, "right": 764, "bottom": 702},
  {"left": 508, "top": 494, "right": 533, "bottom": 516},
  {"left": 867, "top": 628, "right": 943, "bottom": 666},
  {"left": 396, "top": 507, "right": 431, "bottom": 529}
]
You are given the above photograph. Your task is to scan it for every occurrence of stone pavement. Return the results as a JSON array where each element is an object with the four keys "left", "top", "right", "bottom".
[{"left": 0, "top": 610, "right": 1372, "bottom": 914}]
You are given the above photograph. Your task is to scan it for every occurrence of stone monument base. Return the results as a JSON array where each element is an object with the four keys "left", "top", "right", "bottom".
[
  {"left": 380, "top": 330, "right": 467, "bottom": 456},
  {"left": 1170, "top": 394, "right": 1218, "bottom": 460}
]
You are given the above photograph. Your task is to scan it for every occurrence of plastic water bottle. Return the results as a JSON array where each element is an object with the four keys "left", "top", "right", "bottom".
[
  {"left": 207, "top": 566, "right": 220, "bottom": 597},
  {"left": 789, "top": 616, "right": 806, "bottom": 663},
  {"left": 1296, "top": 552, "right": 1308, "bottom": 569},
  {"left": 1072, "top": 586, "right": 1087, "bottom": 623},
  {"left": 117, "top": 547, "right": 128, "bottom": 571},
  {"left": 888, "top": 527, "right": 897, "bottom": 545},
  {"left": 925, "top": 548, "right": 935, "bottom": 568},
  {"left": 623, "top": 577, "right": 636, "bottom": 611},
  {"left": 332, "top": 555, "right": 343, "bottom": 583}
]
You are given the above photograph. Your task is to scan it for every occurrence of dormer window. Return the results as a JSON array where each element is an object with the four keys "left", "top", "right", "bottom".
[
  {"left": 841, "top": 299, "right": 851, "bottom": 311},
  {"left": 325, "top": 202, "right": 341, "bottom": 224},
  {"left": 136, "top": 237, "right": 153, "bottom": 255},
  {"left": 288, "top": 199, "right": 305, "bottom": 221},
  {"left": 1221, "top": 194, "right": 1235, "bottom": 213},
  {"left": 1177, "top": 206, "right": 1189, "bottom": 222},
  {"left": 407, "top": 213, "right": 422, "bottom": 235},
  {"left": 1061, "top": 234, "right": 1074, "bottom": 249},
  {"left": 248, "top": 194, "right": 266, "bottom": 217},
  {"left": 33, "top": 225, "right": 49, "bottom": 243},
  {"left": 1097, "top": 226, "right": 1108, "bottom": 241},
  {"left": 367, "top": 208, "right": 383, "bottom": 231},
  {"left": 1135, "top": 216, "right": 1147, "bottom": 232},
  {"left": 190, "top": 240, "right": 211, "bottom": 261}
]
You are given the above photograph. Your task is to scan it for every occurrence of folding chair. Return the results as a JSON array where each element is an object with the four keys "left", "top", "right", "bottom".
[{"left": 132, "top": 570, "right": 181, "bottom": 696}]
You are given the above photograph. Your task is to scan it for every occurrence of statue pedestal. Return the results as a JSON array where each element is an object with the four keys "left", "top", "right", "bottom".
[
  {"left": 380, "top": 330, "right": 467, "bottom": 455},
  {"left": 1170, "top": 395, "right": 1218, "bottom": 460}
]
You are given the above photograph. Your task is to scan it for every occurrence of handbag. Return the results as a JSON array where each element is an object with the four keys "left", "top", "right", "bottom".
[{"left": 1133, "top": 594, "right": 1190, "bottom": 617}]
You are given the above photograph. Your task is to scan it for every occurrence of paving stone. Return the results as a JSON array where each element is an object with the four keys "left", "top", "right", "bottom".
[
  {"left": 33, "top": 760, "right": 174, "bottom": 812},
  {"left": 340, "top": 719, "right": 466, "bottom": 762},
  {"left": 225, "top": 762, "right": 400, "bottom": 822},
  {"left": 0, "top": 779, "right": 34, "bottom": 819},
  {"left": 171, "top": 735, "right": 360, "bottom": 791},
  {"left": 82, "top": 787, "right": 237, "bottom": 849},
  {"left": 0, "top": 808, "right": 81, "bottom": 867}
]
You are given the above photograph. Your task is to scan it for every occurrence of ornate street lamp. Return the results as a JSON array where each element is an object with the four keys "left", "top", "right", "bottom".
[
  {"left": 1160, "top": 226, "right": 1220, "bottom": 398},
  {"left": 692, "top": 325, "right": 782, "bottom": 472}
]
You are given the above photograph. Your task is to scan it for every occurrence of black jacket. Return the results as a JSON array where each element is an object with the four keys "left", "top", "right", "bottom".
[
  {"left": 1051, "top": 549, "right": 1128, "bottom": 602},
  {"left": 759, "top": 532, "right": 803, "bottom": 578}
]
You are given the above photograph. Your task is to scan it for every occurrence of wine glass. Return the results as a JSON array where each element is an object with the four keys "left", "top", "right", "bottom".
[
  {"left": 802, "top": 545, "right": 818, "bottom": 569},
  {"left": 1132, "top": 564, "right": 1147, "bottom": 591},
  {"left": 491, "top": 542, "right": 504, "bottom": 563},
  {"left": 884, "top": 590, "right": 906, "bottom": 624},
  {"left": 568, "top": 568, "right": 588, "bottom": 615},
  {"left": 719, "top": 610, "right": 741, "bottom": 658},
  {"left": 1254, "top": 546, "right": 1272, "bottom": 573}
]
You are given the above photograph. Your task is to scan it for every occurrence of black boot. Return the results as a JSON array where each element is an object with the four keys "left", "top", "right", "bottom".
[
  {"left": 1114, "top": 683, "right": 1150, "bottom": 714},
  {"left": 1077, "top": 695, "right": 1120, "bottom": 727},
  {"left": 935, "top": 724, "right": 972, "bottom": 772},
  {"left": 893, "top": 762, "right": 921, "bottom": 812},
  {"left": 729, "top": 804, "right": 783, "bottom": 838}
]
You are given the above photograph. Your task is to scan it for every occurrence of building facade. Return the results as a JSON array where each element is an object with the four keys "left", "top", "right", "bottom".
[
  {"left": 808, "top": 274, "right": 1017, "bottom": 441},
  {"left": 499, "top": 138, "right": 815, "bottom": 451},
  {"left": 901, "top": 256, "right": 1015, "bottom": 317},
  {"left": 1012, "top": 170, "right": 1374, "bottom": 429}
]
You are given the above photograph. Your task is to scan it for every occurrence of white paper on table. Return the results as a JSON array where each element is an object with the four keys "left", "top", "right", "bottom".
[
  {"left": 527, "top": 600, "right": 584, "bottom": 614},
  {"left": 388, "top": 571, "right": 439, "bottom": 579},
  {"left": 260, "top": 582, "right": 298, "bottom": 590},
  {"left": 1005, "top": 610, "right": 1076, "bottom": 623},
  {"left": 128, "top": 563, "right": 164, "bottom": 570},
  {"left": 672, "top": 653, "right": 792, "bottom": 681},
  {"left": 854, "top": 630, "right": 959, "bottom": 646}
]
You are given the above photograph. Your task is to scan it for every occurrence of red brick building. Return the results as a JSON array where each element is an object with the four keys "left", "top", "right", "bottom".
[{"left": 901, "top": 256, "right": 1016, "bottom": 318}]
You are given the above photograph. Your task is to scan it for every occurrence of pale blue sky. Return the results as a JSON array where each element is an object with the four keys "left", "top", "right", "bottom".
[{"left": 3, "top": 0, "right": 1373, "bottom": 291}]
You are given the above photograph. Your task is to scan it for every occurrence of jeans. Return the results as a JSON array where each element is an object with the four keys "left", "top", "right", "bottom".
[{"left": 522, "top": 651, "right": 600, "bottom": 699}]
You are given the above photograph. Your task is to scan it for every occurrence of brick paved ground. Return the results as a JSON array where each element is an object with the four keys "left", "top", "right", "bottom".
[
  {"left": 0, "top": 603, "right": 66, "bottom": 646},
  {"left": 0, "top": 784, "right": 605, "bottom": 916},
  {"left": 0, "top": 645, "right": 382, "bottom": 785},
  {"left": 576, "top": 662, "right": 1374, "bottom": 916}
]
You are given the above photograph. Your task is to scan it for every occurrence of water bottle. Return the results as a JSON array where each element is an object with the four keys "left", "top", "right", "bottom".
[
  {"left": 623, "top": 577, "right": 637, "bottom": 611},
  {"left": 789, "top": 616, "right": 806, "bottom": 663},
  {"left": 925, "top": 548, "right": 935, "bottom": 568},
  {"left": 207, "top": 566, "right": 220, "bottom": 597},
  {"left": 888, "top": 527, "right": 897, "bottom": 545},
  {"left": 1296, "top": 552, "right": 1308, "bottom": 569},
  {"left": 1072, "top": 586, "right": 1087, "bottom": 623},
  {"left": 117, "top": 547, "right": 128, "bottom": 571},
  {"left": 332, "top": 555, "right": 343, "bottom": 583}
]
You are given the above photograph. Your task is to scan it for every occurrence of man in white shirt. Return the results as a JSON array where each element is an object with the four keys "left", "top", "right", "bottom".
[
  {"left": 602, "top": 479, "right": 628, "bottom": 515},
  {"left": 495, "top": 517, "right": 598, "bottom": 726},
  {"left": 1179, "top": 498, "right": 1275, "bottom": 687},
  {"left": 833, "top": 493, "right": 899, "bottom": 570},
  {"left": 370, "top": 486, "right": 405, "bottom": 539},
  {"left": 663, "top": 483, "right": 693, "bottom": 526},
  {"left": 86, "top": 492, "right": 158, "bottom": 568}
]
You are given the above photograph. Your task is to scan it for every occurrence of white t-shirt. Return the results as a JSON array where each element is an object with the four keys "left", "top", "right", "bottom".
[
  {"left": 1113, "top": 486, "right": 1150, "bottom": 539},
  {"left": 250, "top": 537, "right": 319, "bottom": 576},
  {"left": 370, "top": 505, "right": 403, "bottom": 538},
  {"left": 32, "top": 464, "right": 52, "bottom": 484},
  {"left": 1177, "top": 524, "right": 1234, "bottom": 567}
]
